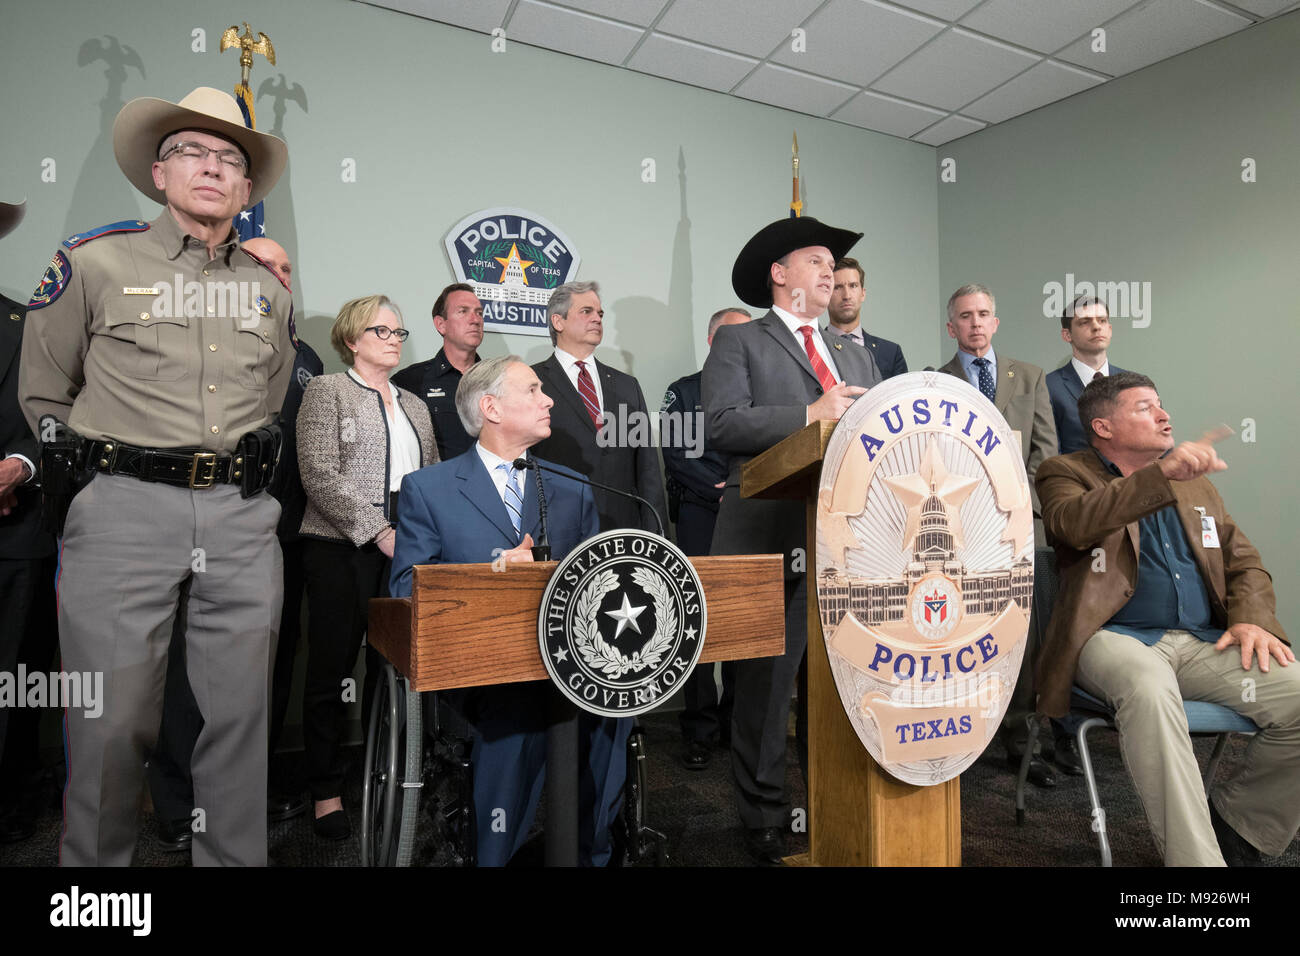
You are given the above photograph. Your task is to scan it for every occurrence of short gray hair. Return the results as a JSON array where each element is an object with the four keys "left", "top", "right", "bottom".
[
  {"left": 546, "top": 280, "right": 601, "bottom": 345},
  {"left": 946, "top": 283, "right": 995, "bottom": 322},
  {"left": 706, "top": 306, "right": 751, "bottom": 340},
  {"left": 456, "top": 354, "right": 521, "bottom": 438}
]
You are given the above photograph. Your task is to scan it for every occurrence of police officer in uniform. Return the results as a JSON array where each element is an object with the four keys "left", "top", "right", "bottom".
[
  {"left": 662, "top": 307, "right": 750, "bottom": 770},
  {"left": 19, "top": 87, "right": 293, "bottom": 866}
]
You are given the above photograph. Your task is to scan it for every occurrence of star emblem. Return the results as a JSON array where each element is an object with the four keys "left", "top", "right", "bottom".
[
  {"left": 604, "top": 592, "right": 647, "bottom": 639},
  {"left": 1000, "top": 485, "right": 1034, "bottom": 555},
  {"left": 683, "top": 626, "right": 698, "bottom": 641},
  {"left": 551, "top": 647, "right": 569, "bottom": 663},
  {"left": 238, "top": 211, "right": 251, "bottom": 222},
  {"left": 494, "top": 242, "right": 535, "bottom": 286},
  {"left": 883, "top": 439, "right": 980, "bottom": 551},
  {"left": 258, "top": 223, "right": 266, "bottom": 235}
]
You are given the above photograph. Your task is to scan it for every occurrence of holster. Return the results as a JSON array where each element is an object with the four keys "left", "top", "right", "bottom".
[
  {"left": 37, "top": 418, "right": 89, "bottom": 537},
  {"left": 236, "top": 420, "right": 284, "bottom": 499}
]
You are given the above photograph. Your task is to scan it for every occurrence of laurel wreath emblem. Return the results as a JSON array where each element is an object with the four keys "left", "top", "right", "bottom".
[{"left": 574, "top": 568, "right": 678, "bottom": 678}]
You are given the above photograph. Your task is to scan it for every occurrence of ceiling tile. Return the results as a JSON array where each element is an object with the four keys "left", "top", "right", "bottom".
[
  {"left": 1054, "top": 0, "right": 1251, "bottom": 76},
  {"left": 366, "top": 0, "right": 514, "bottom": 33},
  {"left": 959, "top": 0, "right": 1141, "bottom": 53},
  {"left": 507, "top": 0, "right": 645, "bottom": 65},
  {"left": 545, "top": 0, "right": 669, "bottom": 27},
  {"left": 871, "top": 27, "right": 1041, "bottom": 111},
  {"left": 655, "top": 0, "right": 825, "bottom": 57},
  {"left": 627, "top": 32, "right": 759, "bottom": 92},
  {"left": 962, "top": 59, "right": 1103, "bottom": 123},
  {"left": 831, "top": 90, "right": 948, "bottom": 137},
  {"left": 1225, "top": 0, "right": 1300, "bottom": 16},
  {"left": 886, "top": 0, "right": 983, "bottom": 19},
  {"left": 733, "top": 63, "right": 858, "bottom": 116},
  {"left": 911, "top": 114, "right": 986, "bottom": 145},
  {"left": 770, "top": 0, "right": 945, "bottom": 86}
]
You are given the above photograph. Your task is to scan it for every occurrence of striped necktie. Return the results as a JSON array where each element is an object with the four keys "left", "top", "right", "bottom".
[
  {"left": 575, "top": 360, "right": 602, "bottom": 427},
  {"left": 497, "top": 462, "right": 523, "bottom": 540},
  {"left": 797, "top": 325, "right": 837, "bottom": 393}
]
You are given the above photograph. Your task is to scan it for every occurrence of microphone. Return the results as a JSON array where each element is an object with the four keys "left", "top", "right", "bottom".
[
  {"left": 513, "top": 458, "right": 665, "bottom": 538},
  {"left": 514, "top": 453, "right": 550, "bottom": 561}
]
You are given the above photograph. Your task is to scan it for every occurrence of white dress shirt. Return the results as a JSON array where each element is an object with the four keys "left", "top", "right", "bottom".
[
  {"left": 553, "top": 347, "right": 605, "bottom": 413},
  {"left": 773, "top": 305, "right": 842, "bottom": 381},
  {"left": 1071, "top": 355, "right": 1110, "bottom": 387}
]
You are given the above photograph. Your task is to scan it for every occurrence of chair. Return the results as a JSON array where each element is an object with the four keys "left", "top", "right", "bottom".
[{"left": 1013, "top": 551, "right": 1259, "bottom": 866}]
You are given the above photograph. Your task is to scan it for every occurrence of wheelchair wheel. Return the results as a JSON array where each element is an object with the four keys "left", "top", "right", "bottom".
[{"left": 360, "top": 662, "right": 423, "bottom": 866}]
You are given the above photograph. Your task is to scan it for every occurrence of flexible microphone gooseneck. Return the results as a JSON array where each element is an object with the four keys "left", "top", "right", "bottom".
[{"left": 512, "top": 458, "right": 665, "bottom": 539}]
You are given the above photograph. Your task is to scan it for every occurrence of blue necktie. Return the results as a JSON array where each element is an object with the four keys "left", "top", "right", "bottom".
[
  {"left": 498, "top": 463, "right": 523, "bottom": 541},
  {"left": 972, "top": 357, "right": 996, "bottom": 403}
]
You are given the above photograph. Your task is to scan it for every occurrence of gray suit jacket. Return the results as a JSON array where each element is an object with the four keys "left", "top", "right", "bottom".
[
  {"left": 703, "top": 310, "right": 882, "bottom": 577},
  {"left": 938, "top": 351, "right": 1057, "bottom": 512}
]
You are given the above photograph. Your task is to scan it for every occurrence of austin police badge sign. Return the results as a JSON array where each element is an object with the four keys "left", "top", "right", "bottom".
[
  {"left": 539, "top": 530, "right": 705, "bottom": 717},
  {"left": 444, "top": 207, "right": 581, "bottom": 337},
  {"left": 816, "top": 372, "right": 1034, "bottom": 786}
]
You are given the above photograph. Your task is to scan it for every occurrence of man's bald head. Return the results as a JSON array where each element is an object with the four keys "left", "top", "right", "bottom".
[{"left": 243, "top": 237, "right": 292, "bottom": 291}]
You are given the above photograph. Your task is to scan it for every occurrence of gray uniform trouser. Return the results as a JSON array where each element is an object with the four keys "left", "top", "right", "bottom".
[{"left": 58, "top": 474, "right": 281, "bottom": 866}]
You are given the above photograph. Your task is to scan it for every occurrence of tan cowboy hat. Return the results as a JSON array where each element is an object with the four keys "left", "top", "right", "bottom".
[
  {"left": 112, "top": 86, "right": 287, "bottom": 207},
  {"left": 0, "top": 199, "right": 25, "bottom": 240}
]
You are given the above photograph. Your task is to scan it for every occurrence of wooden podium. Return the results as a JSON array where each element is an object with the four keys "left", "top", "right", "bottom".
[
  {"left": 743, "top": 421, "right": 961, "bottom": 866},
  {"left": 368, "top": 556, "right": 785, "bottom": 693}
]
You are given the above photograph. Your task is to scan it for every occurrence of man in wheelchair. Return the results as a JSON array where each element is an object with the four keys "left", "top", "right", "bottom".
[
  {"left": 1034, "top": 371, "right": 1299, "bottom": 866},
  {"left": 389, "top": 356, "right": 627, "bottom": 866}
]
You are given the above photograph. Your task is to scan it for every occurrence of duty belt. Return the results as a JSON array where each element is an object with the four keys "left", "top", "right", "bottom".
[{"left": 85, "top": 440, "right": 270, "bottom": 492}]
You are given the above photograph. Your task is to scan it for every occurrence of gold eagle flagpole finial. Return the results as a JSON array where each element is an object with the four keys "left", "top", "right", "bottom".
[
  {"left": 790, "top": 131, "right": 802, "bottom": 219},
  {"left": 220, "top": 21, "right": 275, "bottom": 127}
]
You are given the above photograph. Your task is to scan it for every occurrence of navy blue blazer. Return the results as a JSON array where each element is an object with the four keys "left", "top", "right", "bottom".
[
  {"left": 390, "top": 448, "right": 599, "bottom": 597},
  {"left": 1046, "top": 361, "right": 1126, "bottom": 455}
]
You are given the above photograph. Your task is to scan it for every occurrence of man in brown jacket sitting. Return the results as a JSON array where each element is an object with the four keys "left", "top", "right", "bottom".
[{"left": 1036, "top": 371, "right": 1298, "bottom": 866}]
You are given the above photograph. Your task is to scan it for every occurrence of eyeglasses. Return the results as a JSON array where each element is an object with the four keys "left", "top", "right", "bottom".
[
  {"left": 364, "top": 326, "right": 409, "bottom": 342},
  {"left": 159, "top": 141, "right": 248, "bottom": 172}
]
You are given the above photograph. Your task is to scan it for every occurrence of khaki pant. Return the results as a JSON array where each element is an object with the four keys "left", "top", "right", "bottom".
[
  {"left": 58, "top": 474, "right": 281, "bottom": 866},
  {"left": 1077, "top": 628, "right": 1300, "bottom": 866}
]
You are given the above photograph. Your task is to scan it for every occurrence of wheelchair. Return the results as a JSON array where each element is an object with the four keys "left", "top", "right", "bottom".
[{"left": 358, "top": 659, "right": 669, "bottom": 867}]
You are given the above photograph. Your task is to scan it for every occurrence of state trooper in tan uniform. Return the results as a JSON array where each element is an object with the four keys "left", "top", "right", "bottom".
[{"left": 19, "top": 87, "right": 293, "bottom": 866}]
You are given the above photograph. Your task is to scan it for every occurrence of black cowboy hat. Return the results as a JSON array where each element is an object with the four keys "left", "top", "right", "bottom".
[{"left": 731, "top": 216, "right": 862, "bottom": 309}]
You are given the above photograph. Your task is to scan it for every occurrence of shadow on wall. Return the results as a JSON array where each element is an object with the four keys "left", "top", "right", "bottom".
[
  {"left": 257, "top": 72, "right": 308, "bottom": 328},
  {"left": 64, "top": 36, "right": 147, "bottom": 240}
]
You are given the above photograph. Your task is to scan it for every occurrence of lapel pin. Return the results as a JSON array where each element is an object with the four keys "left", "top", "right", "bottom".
[
  {"left": 1007, "top": 370, "right": 1014, "bottom": 378},
  {"left": 834, "top": 342, "right": 843, "bottom": 350}
]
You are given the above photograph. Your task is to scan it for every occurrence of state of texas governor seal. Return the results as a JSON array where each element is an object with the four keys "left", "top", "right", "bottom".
[{"left": 539, "top": 530, "right": 707, "bottom": 718}]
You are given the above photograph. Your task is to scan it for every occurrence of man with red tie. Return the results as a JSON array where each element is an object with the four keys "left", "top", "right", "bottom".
[{"left": 531, "top": 281, "right": 666, "bottom": 534}]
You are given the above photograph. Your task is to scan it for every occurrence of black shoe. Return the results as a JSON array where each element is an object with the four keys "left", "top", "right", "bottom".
[
  {"left": 1208, "top": 799, "right": 1261, "bottom": 867},
  {"left": 313, "top": 809, "right": 351, "bottom": 842},
  {"left": 1052, "top": 737, "right": 1086, "bottom": 777},
  {"left": 680, "top": 740, "right": 712, "bottom": 771},
  {"left": 744, "top": 826, "right": 785, "bottom": 866},
  {"left": 156, "top": 817, "right": 194, "bottom": 853},
  {"left": 1007, "top": 753, "right": 1058, "bottom": 789},
  {"left": 268, "top": 791, "right": 308, "bottom": 823}
]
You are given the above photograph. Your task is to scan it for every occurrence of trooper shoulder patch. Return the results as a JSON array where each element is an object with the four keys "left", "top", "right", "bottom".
[
  {"left": 28, "top": 250, "right": 71, "bottom": 310},
  {"left": 62, "top": 219, "right": 149, "bottom": 250}
]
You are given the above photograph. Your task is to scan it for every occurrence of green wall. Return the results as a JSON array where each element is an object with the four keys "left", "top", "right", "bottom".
[{"left": 936, "top": 9, "right": 1300, "bottom": 632}]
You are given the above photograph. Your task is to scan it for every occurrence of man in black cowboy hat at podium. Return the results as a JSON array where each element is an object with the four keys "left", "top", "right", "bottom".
[
  {"left": 20, "top": 87, "right": 293, "bottom": 866},
  {"left": 703, "top": 217, "right": 881, "bottom": 864}
]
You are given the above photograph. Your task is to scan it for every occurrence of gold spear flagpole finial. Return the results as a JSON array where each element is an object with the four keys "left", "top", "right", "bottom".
[
  {"left": 220, "top": 21, "right": 276, "bottom": 127},
  {"left": 790, "top": 130, "right": 802, "bottom": 218}
]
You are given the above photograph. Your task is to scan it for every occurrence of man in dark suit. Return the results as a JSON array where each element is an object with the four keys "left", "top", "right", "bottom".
[
  {"left": 0, "top": 199, "right": 60, "bottom": 843},
  {"left": 1046, "top": 293, "right": 1126, "bottom": 455},
  {"left": 703, "top": 217, "right": 881, "bottom": 864},
  {"left": 826, "top": 256, "right": 907, "bottom": 378},
  {"left": 663, "top": 306, "right": 751, "bottom": 771},
  {"left": 938, "top": 283, "right": 1058, "bottom": 787},
  {"left": 392, "top": 283, "right": 483, "bottom": 460},
  {"left": 1037, "top": 371, "right": 1298, "bottom": 865},
  {"left": 391, "top": 355, "right": 625, "bottom": 866},
  {"left": 532, "top": 281, "right": 666, "bottom": 534}
]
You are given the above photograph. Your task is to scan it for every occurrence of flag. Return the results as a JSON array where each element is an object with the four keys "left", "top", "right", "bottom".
[{"left": 232, "top": 84, "right": 264, "bottom": 242}]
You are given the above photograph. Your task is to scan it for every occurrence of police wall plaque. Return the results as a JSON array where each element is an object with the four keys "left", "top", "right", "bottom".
[
  {"left": 443, "top": 207, "right": 581, "bottom": 337},
  {"left": 539, "top": 530, "right": 706, "bottom": 717},
  {"left": 816, "top": 372, "right": 1034, "bottom": 786}
]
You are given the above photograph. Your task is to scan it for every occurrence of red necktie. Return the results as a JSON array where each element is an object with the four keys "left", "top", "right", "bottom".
[
  {"left": 798, "top": 325, "right": 837, "bottom": 393},
  {"left": 575, "top": 360, "right": 602, "bottom": 427}
]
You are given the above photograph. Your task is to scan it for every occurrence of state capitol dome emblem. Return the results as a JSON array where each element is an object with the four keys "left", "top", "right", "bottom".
[{"left": 816, "top": 372, "right": 1035, "bottom": 786}]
